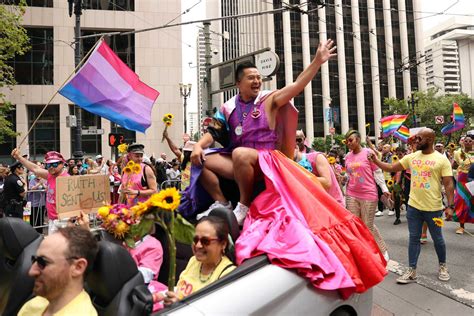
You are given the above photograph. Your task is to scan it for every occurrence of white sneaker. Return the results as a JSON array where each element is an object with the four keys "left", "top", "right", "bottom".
[
  {"left": 383, "top": 251, "right": 390, "bottom": 262},
  {"left": 388, "top": 210, "right": 395, "bottom": 216},
  {"left": 196, "top": 201, "right": 232, "bottom": 220},
  {"left": 375, "top": 211, "right": 384, "bottom": 217},
  {"left": 233, "top": 202, "right": 250, "bottom": 225}
]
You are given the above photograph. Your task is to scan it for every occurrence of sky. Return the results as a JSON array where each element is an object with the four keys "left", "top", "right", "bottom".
[{"left": 180, "top": 0, "right": 474, "bottom": 114}]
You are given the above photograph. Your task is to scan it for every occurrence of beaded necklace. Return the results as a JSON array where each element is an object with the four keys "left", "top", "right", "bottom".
[{"left": 199, "top": 257, "right": 223, "bottom": 283}]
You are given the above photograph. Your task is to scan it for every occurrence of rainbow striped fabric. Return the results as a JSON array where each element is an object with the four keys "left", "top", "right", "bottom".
[
  {"left": 59, "top": 40, "right": 159, "bottom": 133},
  {"left": 380, "top": 114, "right": 408, "bottom": 137},
  {"left": 441, "top": 103, "right": 465, "bottom": 135},
  {"left": 394, "top": 125, "right": 410, "bottom": 143}
]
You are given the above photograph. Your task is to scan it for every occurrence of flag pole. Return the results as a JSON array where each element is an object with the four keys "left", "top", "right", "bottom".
[{"left": 17, "top": 37, "right": 105, "bottom": 151}]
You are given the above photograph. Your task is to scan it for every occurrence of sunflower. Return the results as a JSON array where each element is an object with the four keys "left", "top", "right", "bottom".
[
  {"left": 132, "top": 163, "right": 141, "bottom": 174},
  {"left": 150, "top": 187, "right": 181, "bottom": 211},
  {"left": 113, "top": 220, "right": 130, "bottom": 238},
  {"left": 447, "top": 142, "right": 456, "bottom": 150},
  {"left": 387, "top": 179, "right": 394, "bottom": 188},
  {"left": 123, "top": 166, "right": 132, "bottom": 174},
  {"left": 166, "top": 113, "right": 174, "bottom": 120},
  {"left": 327, "top": 156, "right": 337, "bottom": 165},
  {"left": 118, "top": 143, "right": 128, "bottom": 154},
  {"left": 392, "top": 155, "right": 399, "bottom": 162},
  {"left": 97, "top": 206, "right": 111, "bottom": 218},
  {"left": 127, "top": 161, "right": 135, "bottom": 168},
  {"left": 342, "top": 139, "right": 347, "bottom": 145},
  {"left": 433, "top": 217, "right": 444, "bottom": 227},
  {"left": 165, "top": 121, "right": 173, "bottom": 127}
]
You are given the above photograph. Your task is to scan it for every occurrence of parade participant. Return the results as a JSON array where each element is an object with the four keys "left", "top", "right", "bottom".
[
  {"left": 12, "top": 149, "right": 69, "bottom": 233},
  {"left": 28, "top": 165, "right": 47, "bottom": 231},
  {"left": 185, "top": 40, "right": 386, "bottom": 298},
  {"left": 452, "top": 134, "right": 474, "bottom": 234},
  {"left": 18, "top": 226, "right": 99, "bottom": 316},
  {"left": 120, "top": 143, "right": 157, "bottom": 206},
  {"left": 109, "top": 163, "right": 121, "bottom": 204},
  {"left": 164, "top": 216, "right": 235, "bottom": 305},
  {"left": 296, "top": 129, "right": 314, "bottom": 154},
  {"left": 375, "top": 144, "right": 394, "bottom": 217},
  {"left": 344, "top": 130, "right": 390, "bottom": 260},
  {"left": 68, "top": 165, "right": 80, "bottom": 176},
  {"left": 369, "top": 128, "right": 454, "bottom": 283},
  {"left": 3, "top": 161, "right": 26, "bottom": 218}
]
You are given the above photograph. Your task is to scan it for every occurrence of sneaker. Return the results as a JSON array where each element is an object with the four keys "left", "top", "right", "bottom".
[
  {"left": 455, "top": 227, "right": 464, "bottom": 235},
  {"left": 383, "top": 251, "right": 390, "bottom": 262},
  {"left": 438, "top": 263, "right": 450, "bottom": 281},
  {"left": 196, "top": 201, "right": 232, "bottom": 220},
  {"left": 396, "top": 267, "right": 417, "bottom": 284},
  {"left": 233, "top": 202, "right": 250, "bottom": 225},
  {"left": 388, "top": 210, "right": 395, "bottom": 216},
  {"left": 393, "top": 218, "right": 401, "bottom": 225},
  {"left": 420, "top": 234, "right": 428, "bottom": 244},
  {"left": 375, "top": 211, "right": 384, "bottom": 217}
]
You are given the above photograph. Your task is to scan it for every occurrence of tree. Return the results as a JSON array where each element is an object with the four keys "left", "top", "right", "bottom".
[
  {"left": 0, "top": 0, "right": 30, "bottom": 143},
  {"left": 383, "top": 88, "right": 474, "bottom": 142}
]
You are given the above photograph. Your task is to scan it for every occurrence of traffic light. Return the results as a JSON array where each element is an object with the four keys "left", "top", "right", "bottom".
[{"left": 108, "top": 133, "right": 124, "bottom": 147}]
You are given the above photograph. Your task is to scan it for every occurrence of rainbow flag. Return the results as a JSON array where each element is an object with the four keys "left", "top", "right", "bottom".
[
  {"left": 380, "top": 114, "right": 408, "bottom": 137},
  {"left": 59, "top": 39, "right": 159, "bottom": 133},
  {"left": 441, "top": 103, "right": 465, "bottom": 135},
  {"left": 394, "top": 125, "right": 410, "bottom": 143}
]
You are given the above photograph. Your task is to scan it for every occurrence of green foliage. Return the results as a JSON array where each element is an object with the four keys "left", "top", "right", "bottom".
[
  {"left": 312, "top": 134, "right": 347, "bottom": 153},
  {"left": 0, "top": 0, "right": 30, "bottom": 142},
  {"left": 383, "top": 89, "right": 474, "bottom": 142}
]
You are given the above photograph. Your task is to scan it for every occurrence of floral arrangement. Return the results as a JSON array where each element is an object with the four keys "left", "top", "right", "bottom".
[
  {"left": 99, "top": 187, "right": 193, "bottom": 291},
  {"left": 433, "top": 217, "right": 444, "bottom": 227},
  {"left": 118, "top": 143, "right": 129, "bottom": 154},
  {"left": 161, "top": 113, "right": 174, "bottom": 142}
]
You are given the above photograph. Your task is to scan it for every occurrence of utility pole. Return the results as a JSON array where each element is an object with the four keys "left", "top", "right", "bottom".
[
  {"left": 203, "top": 22, "right": 212, "bottom": 118},
  {"left": 409, "top": 92, "right": 417, "bottom": 127},
  {"left": 69, "top": 0, "right": 83, "bottom": 159},
  {"left": 179, "top": 83, "right": 192, "bottom": 134}
]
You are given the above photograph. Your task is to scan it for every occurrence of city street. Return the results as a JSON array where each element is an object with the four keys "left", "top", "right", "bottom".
[{"left": 372, "top": 208, "right": 474, "bottom": 315}]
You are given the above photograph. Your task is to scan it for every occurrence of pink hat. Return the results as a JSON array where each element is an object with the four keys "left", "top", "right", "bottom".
[{"left": 44, "top": 151, "right": 66, "bottom": 163}]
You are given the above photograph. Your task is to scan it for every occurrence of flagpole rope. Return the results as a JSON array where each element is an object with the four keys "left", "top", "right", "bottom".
[{"left": 18, "top": 36, "right": 106, "bottom": 151}]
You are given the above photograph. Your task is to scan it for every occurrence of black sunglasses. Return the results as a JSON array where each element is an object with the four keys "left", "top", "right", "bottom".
[
  {"left": 45, "top": 162, "right": 61, "bottom": 169},
  {"left": 31, "top": 255, "right": 51, "bottom": 269},
  {"left": 296, "top": 138, "right": 304, "bottom": 142},
  {"left": 193, "top": 235, "right": 219, "bottom": 246}
]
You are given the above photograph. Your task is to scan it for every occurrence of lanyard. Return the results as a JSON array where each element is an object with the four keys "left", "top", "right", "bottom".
[{"left": 235, "top": 95, "right": 254, "bottom": 125}]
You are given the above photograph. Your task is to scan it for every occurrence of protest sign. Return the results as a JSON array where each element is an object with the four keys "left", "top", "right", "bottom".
[{"left": 56, "top": 174, "right": 110, "bottom": 219}]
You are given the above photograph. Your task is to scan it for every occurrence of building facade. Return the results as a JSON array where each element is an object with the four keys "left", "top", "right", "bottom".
[
  {"left": 1, "top": 0, "right": 183, "bottom": 163},
  {"left": 425, "top": 17, "right": 474, "bottom": 97},
  {"left": 204, "top": 0, "right": 426, "bottom": 142}
]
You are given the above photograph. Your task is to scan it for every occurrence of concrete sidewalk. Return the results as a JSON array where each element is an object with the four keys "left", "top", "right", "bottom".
[{"left": 372, "top": 269, "right": 473, "bottom": 316}]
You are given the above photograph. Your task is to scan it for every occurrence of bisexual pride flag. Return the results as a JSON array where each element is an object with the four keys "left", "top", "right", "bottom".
[
  {"left": 394, "top": 125, "right": 410, "bottom": 143},
  {"left": 59, "top": 39, "right": 159, "bottom": 133},
  {"left": 380, "top": 114, "right": 408, "bottom": 137},
  {"left": 441, "top": 103, "right": 465, "bottom": 135}
]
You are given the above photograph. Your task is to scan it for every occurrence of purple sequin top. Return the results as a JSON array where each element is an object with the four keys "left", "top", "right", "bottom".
[{"left": 228, "top": 95, "right": 278, "bottom": 150}]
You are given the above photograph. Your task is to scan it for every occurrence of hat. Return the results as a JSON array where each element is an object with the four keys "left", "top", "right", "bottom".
[
  {"left": 44, "top": 151, "right": 66, "bottom": 164},
  {"left": 95, "top": 154, "right": 103, "bottom": 160},
  {"left": 128, "top": 143, "right": 145, "bottom": 154},
  {"left": 183, "top": 141, "right": 196, "bottom": 152},
  {"left": 9, "top": 161, "right": 23, "bottom": 172}
]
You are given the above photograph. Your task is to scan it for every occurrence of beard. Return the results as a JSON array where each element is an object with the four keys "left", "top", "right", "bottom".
[
  {"left": 417, "top": 142, "right": 429, "bottom": 151},
  {"left": 33, "top": 273, "right": 69, "bottom": 300}
]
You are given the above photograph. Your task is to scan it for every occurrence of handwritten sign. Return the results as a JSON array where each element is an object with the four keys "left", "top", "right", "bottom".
[{"left": 56, "top": 174, "right": 110, "bottom": 219}]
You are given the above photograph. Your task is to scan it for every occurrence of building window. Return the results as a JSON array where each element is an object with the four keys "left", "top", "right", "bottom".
[
  {"left": 69, "top": 106, "right": 102, "bottom": 156},
  {"left": 0, "top": 108, "right": 16, "bottom": 165},
  {"left": 0, "top": 0, "right": 52, "bottom": 6},
  {"left": 28, "top": 105, "right": 60, "bottom": 160},
  {"left": 83, "top": 0, "right": 134, "bottom": 11},
  {"left": 8, "top": 28, "right": 53, "bottom": 85}
]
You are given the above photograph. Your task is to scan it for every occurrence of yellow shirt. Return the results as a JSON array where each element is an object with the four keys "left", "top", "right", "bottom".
[
  {"left": 18, "top": 290, "right": 97, "bottom": 316},
  {"left": 176, "top": 256, "right": 235, "bottom": 300},
  {"left": 400, "top": 151, "right": 453, "bottom": 211}
]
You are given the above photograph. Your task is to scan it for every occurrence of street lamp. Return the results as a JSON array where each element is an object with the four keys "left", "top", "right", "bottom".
[{"left": 179, "top": 83, "right": 192, "bottom": 134}]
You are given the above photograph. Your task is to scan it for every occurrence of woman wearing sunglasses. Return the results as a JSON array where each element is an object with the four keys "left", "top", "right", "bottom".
[
  {"left": 164, "top": 216, "right": 235, "bottom": 306},
  {"left": 344, "top": 130, "right": 390, "bottom": 260}
]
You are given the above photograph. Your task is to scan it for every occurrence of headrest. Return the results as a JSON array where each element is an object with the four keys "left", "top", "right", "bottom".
[
  {"left": 209, "top": 207, "right": 240, "bottom": 243},
  {"left": 86, "top": 240, "right": 140, "bottom": 304},
  {"left": 0, "top": 218, "right": 40, "bottom": 261}
]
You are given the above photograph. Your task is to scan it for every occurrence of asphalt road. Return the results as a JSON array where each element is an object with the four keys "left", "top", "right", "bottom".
[{"left": 374, "top": 207, "right": 474, "bottom": 308}]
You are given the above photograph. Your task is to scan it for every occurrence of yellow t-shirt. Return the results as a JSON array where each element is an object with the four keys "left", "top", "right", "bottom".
[
  {"left": 176, "top": 256, "right": 235, "bottom": 300},
  {"left": 18, "top": 290, "right": 97, "bottom": 316},
  {"left": 399, "top": 151, "right": 453, "bottom": 211}
]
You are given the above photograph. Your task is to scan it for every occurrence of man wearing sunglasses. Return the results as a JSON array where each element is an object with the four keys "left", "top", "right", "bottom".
[
  {"left": 11, "top": 149, "right": 69, "bottom": 233},
  {"left": 296, "top": 130, "right": 314, "bottom": 154},
  {"left": 18, "top": 226, "right": 99, "bottom": 316}
]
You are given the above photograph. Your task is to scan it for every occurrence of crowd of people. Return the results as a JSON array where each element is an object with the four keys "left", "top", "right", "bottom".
[{"left": 0, "top": 37, "right": 471, "bottom": 314}]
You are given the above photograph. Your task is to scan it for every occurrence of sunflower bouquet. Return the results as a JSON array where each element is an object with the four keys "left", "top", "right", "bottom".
[
  {"left": 97, "top": 204, "right": 136, "bottom": 239},
  {"left": 120, "top": 161, "right": 142, "bottom": 204},
  {"left": 161, "top": 113, "right": 174, "bottom": 142}
]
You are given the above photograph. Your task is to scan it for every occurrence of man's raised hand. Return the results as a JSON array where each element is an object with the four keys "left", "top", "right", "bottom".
[{"left": 314, "top": 39, "right": 337, "bottom": 65}]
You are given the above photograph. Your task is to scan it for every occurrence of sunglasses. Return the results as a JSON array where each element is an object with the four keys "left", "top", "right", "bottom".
[
  {"left": 31, "top": 255, "right": 78, "bottom": 269},
  {"left": 296, "top": 138, "right": 304, "bottom": 142},
  {"left": 45, "top": 162, "right": 61, "bottom": 169},
  {"left": 193, "top": 235, "right": 219, "bottom": 246}
]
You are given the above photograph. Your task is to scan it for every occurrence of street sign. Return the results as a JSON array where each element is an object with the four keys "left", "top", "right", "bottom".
[
  {"left": 329, "top": 127, "right": 336, "bottom": 135},
  {"left": 81, "top": 129, "right": 104, "bottom": 135},
  {"left": 255, "top": 51, "right": 280, "bottom": 77},
  {"left": 435, "top": 116, "right": 444, "bottom": 124}
]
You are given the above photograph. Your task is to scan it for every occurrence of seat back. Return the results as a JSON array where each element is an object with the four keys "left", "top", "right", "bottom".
[
  {"left": 0, "top": 218, "right": 43, "bottom": 315},
  {"left": 86, "top": 240, "right": 148, "bottom": 316},
  {"left": 209, "top": 207, "right": 240, "bottom": 263}
]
